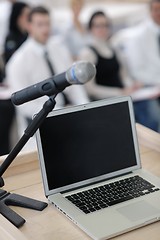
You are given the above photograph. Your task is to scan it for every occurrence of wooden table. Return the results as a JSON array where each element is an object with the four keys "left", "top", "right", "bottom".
[{"left": 0, "top": 124, "right": 160, "bottom": 240}]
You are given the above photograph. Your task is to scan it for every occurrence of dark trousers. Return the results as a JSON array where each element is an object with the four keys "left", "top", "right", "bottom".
[
  {"left": 0, "top": 99, "right": 15, "bottom": 156},
  {"left": 133, "top": 99, "right": 159, "bottom": 132}
]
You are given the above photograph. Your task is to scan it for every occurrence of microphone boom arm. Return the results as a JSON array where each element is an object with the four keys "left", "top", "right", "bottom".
[{"left": 0, "top": 95, "right": 57, "bottom": 227}]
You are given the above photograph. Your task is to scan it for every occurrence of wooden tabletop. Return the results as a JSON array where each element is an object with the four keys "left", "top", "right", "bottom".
[{"left": 0, "top": 124, "right": 160, "bottom": 240}]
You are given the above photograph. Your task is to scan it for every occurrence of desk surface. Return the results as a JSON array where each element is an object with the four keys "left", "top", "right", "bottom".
[{"left": 0, "top": 124, "right": 160, "bottom": 240}]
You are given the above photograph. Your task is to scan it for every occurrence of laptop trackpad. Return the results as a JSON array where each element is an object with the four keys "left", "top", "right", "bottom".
[{"left": 117, "top": 201, "right": 158, "bottom": 222}]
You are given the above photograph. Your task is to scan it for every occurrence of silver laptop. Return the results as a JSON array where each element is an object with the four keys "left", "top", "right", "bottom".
[{"left": 36, "top": 96, "right": 160, "bottom": 240}]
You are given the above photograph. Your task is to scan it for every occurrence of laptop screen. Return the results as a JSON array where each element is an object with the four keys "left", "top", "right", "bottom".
[{"left": 37, "top": 97, "right": 140, "bottom": 195}]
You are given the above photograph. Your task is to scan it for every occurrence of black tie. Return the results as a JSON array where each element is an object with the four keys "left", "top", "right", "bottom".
[
  {"left": 44, "top": 50, "right": 69, "bottom": 104},
  {"left": 44, "top": 51, "right": 55, "bottom": 76}
]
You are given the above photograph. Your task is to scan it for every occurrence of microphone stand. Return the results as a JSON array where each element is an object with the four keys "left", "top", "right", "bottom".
[{"left": 0, "top": 95, "right": 57, "bottom": 228}]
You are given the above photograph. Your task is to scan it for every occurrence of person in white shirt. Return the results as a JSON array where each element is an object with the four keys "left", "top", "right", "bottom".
[
  {"left": 6, "top": 6, "right": 89, "bottom": 138},
  {"left": 125, "top": 0, "right": 160, "bottom": 131},
  {"left": 127, "top": 0, "right": 160, "bottom": 86}
]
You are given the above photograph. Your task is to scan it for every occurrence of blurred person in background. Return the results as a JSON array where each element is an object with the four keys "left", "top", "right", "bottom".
[
  {"left": 6, "top": 6, "right": 89, "bottom": 145},
  {"left": 4, "top": 1, "right": 31, "bottom": 63},
  {"left": 79, "top": 10, "right": 159, "bottom": 131},
  {"left": 127, "top": 0, "right": 160, "bottom": 87},
  {"left": 0, "top": 1, "right": 30, "bottom": 155},
  {"left": 0, "top": 0, "right": 16, "bottom": 56},
  {"left": 125, "top": 0, "right": 160, "bottom": 131},
  {"left": 79, "top": 11, "right": 135, "bottom": 100},
  {"left": 63, "top": 0, "right": 90, "bottom": 61}
]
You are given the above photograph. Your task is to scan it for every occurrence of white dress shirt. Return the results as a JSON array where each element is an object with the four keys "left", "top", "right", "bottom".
[
  {"left": 6, "top": 36, "right": 89, "bottom": 119},
  {"left": 126, "top": 18, "right": 160, "bottom": 85}
]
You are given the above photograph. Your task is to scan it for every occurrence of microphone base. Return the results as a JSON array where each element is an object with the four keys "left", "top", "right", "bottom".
[{"left": 0, "top": 189, "right": 48, "bottom": 228}]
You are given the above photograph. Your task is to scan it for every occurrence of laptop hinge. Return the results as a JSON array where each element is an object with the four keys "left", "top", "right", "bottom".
[{"left": 61, "top": 171, "right": 133, "bottom": 194}]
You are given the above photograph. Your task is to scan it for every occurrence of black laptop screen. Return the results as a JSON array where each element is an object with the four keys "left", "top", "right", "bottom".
[{"left": 39, "top": 101, "right": 137, "bottom": 191}]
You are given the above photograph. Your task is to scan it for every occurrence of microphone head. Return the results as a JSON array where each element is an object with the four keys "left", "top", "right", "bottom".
[{"left": 66, "top": 61, "right": 96, "bottom": 85}]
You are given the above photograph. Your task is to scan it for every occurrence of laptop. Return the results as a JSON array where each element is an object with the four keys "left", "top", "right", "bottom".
[{"left": 36, "top": 96, "right": 160, "bottom": 240}]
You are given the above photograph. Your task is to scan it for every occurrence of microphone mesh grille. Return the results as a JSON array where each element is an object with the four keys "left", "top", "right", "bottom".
[{"left": 67, "top": 61, "right": 96, "bottom": 84}]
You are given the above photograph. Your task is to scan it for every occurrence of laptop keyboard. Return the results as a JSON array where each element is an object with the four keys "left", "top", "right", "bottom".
[{"left": 66, "top": 175, "right": 160, "bottom": 214}]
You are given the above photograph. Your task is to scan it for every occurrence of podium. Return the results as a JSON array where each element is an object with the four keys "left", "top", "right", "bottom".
[{"left": 0, "top": 124, "right": 160, "bottom": 240}]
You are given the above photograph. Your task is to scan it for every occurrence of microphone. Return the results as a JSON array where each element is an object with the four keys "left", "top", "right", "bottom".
[{"left": 11, "top": 61, "right": 96, "bottom": 106}]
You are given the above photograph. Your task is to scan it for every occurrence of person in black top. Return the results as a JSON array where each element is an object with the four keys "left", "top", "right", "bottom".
[
  {"left": 4, "top": 2, "right": 30, "bottom": 63},
  {"left": 79, "top": 11, "right": 159, "bottom": 132},
  {"left": 89, "top": 46, "right": 123, "bottom": 89},
  {"left": 79, "top": 11, "right": 135, "bottom": 100}
]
